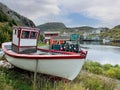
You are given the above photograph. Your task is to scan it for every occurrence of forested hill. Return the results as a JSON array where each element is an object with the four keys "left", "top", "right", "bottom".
[
  {"left": 0, "top": 2, "right": 35, "bottom": 27},
  {"left": 100, "top": 25, "right": 120, "bottom": 40}
]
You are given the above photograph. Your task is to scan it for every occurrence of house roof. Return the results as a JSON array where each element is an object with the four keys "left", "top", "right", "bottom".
[
  {"left": 51, "top": 36, "right": 69, "bottom": 40},
  {"left": 44, "top": 31, "right": 60, "bottom": 34}
]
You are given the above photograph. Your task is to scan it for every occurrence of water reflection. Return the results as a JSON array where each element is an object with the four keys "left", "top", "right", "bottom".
[
  {"left": 80, "top": 41, "right": 102, "bottom": 45},
  {"left": 80, "top": 41, "right": 120, "bottom": 65}
]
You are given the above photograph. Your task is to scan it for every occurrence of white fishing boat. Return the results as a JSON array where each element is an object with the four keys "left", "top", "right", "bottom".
[{"left": 2, "top": 26, "right": 87, "bottom": 80}]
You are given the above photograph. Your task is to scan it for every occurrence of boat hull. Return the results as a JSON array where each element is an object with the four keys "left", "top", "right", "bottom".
[
  {"left": 5, "top": 54, "right": 84, "bottom": 80},
  {"left": 2, "top": 42, "right": 87, "bottom": 80}
]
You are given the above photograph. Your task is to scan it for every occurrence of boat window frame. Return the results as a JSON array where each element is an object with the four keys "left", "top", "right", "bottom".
[
  {"left": 30, "top": 31, "right": 37, "bottom": 39},
  {"left": 21, "top": 30, "right": 38, "bottom": 39},
  {"left": 21, "top": 30, "right": 30, "bottom": 39}
]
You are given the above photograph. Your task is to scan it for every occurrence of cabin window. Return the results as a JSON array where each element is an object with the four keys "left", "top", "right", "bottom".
[
  {"left": 30, "top": 32, "right": 37, "bottom": 39},
  {"left": 21, "top": 31, "right": 30, "bottom": 38},
  {"left": 13, "top": 29, "right": 17, "bottom": 35}
]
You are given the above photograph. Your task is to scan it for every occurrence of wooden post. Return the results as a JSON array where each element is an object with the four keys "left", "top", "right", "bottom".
[{"left": 33, "top": 60, "right": 38, "bottom": 89}]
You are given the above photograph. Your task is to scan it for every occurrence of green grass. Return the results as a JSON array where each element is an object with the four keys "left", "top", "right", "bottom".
[
  {"left": 0, "top": 60, "right": 116, "bottom": 90},
  {"left": 37, "top": 42, "right": 46, "bottom": 46}
]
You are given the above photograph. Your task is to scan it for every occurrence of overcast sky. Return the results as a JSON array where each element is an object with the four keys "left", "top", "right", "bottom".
[{"left": 0, "top": 0, "right": 120, "bottom": 28}]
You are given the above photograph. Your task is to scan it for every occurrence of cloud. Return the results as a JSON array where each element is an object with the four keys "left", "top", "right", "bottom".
[
  {"left": 34, "top": 14, "right": 72, "bottom": 26},
  {"left": 1, "top": 0, "right": 120, "bottom": 27},
  {"left": 60, "top": 0, "right": 120, "bottom": 27},
  {"left": 0, "top": 0, "right": 60, "bottom": 19}
]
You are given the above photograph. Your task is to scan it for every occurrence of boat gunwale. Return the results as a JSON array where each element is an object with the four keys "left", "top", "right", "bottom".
[{"left": 2, "top": 43, "right": 87, "bottom": 60}]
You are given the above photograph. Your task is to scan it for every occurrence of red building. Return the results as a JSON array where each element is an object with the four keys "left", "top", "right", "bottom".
[
  {"left": 50, "top": 36, "right": 70, "bottom": 46},
  {"left": 44, "top": 31, "right": 60, "bottom": 44}
]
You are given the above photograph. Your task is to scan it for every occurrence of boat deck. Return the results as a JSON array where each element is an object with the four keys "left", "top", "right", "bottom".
[{"left": 5, "top": 44, "right": 75, "bottom": 56}]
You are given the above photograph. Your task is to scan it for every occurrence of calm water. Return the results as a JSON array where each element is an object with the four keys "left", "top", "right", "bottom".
[{"left": 81, "top": 42, "right": 120, "bottom": 65}]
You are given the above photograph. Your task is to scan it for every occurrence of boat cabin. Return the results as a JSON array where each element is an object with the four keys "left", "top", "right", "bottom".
[{"left": 12, "top": 26, "right": 39, "bottom": 54}]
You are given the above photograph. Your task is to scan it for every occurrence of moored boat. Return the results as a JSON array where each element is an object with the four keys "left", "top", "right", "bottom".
[{"left": 2, "top": 26, "right": 87, "bottom": 80}]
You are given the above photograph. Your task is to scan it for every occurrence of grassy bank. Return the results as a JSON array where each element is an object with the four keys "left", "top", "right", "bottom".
[
  {"left": 0, "top": 60, "right": 117, "bottom": 90},
  {"left": 83, "top": 61, "right": 120, "bottom": 80}
]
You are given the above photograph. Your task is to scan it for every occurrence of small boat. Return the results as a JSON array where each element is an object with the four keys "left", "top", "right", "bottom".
[
  {"left": 103, "top": 39, "right": 110, "bottom": 43},
  {"left": 2, "top": 26, "right": 87, "bottom": 80}
]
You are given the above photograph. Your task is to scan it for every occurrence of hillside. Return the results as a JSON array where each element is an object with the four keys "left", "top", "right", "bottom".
[
  {"left": 37, "top": 22, "right": 66, "bottom": 31},
  {"left": 37, "top": 22, "right": 94, "bottom": 31},
  {"left": 0, "top": 2, "right": 35, "bottom": 27},
  {"left": 73, "top": 26, "right": 95, "bottom": 31},
  {"left": 37, "top": 22, "right": 110, "bottom": 35},
  {"left": 100, "top": 25, "right": 120, "bottom": 40},
  {"left": 37, "top": 22, "right": 98, "bottom": 34}
]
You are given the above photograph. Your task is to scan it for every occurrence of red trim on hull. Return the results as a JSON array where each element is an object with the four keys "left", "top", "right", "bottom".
[{"left": 2, "top": 43, "right": 87, "bottom": 60}]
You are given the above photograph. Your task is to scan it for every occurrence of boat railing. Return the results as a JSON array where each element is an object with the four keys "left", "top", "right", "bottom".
[{"left": 37, "top": 48, "right": 77, "bottom": 55}]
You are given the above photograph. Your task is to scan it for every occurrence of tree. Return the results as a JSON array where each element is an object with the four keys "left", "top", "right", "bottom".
[
  {"left": 8, "top": 19, "right": 18, "bottom": 27},
  {"left": 0, "top": 24, "right": 12, "bottom": 45},
  {"left": 0, "top": 10, "right": 9, "bottom": 22},
  {"left": 0, "top": 31, "right": 10, "bottom": 44},
  {"left": 39, "top": 34, "right": 44, "bottom": 42}
]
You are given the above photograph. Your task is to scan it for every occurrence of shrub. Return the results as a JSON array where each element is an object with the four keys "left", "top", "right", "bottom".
[
  {"left": 92, "top": 67, "right": 103, "bottom": 74},
  {"left": 0, "top": 24, "right": 12, "bottom": 44},
  {"left": 105, "top": 67, "right": 120, "bottom": 79},
  {"left": 103, "top": 64, "right": 112, "bottom": 70},
  {"left": 83, "top": 61, "right": 103, "bottom": 74},
  {"left": 105, "top": 69, "right": 116, "bottom": 78}
]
